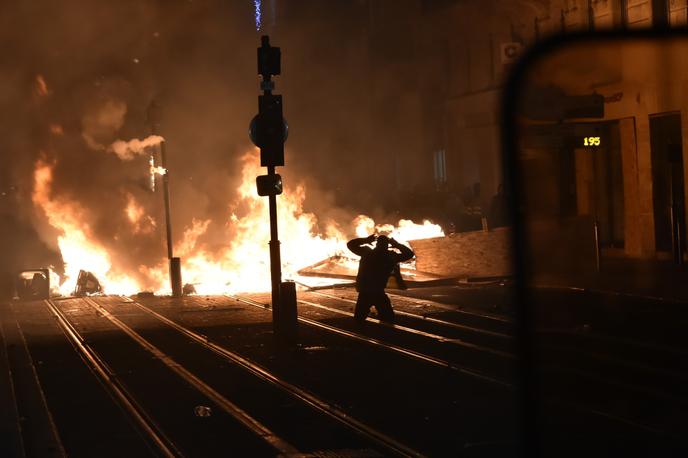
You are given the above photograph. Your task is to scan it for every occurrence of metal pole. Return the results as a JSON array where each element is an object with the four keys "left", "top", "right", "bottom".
[
  {"left": 159, "top": 138, "right": 174, "bottom": 261},
  {"left": 268, "top": 165, "right": 282, "bottom": 331},
  {"left": 148, "top": 101, "right": 181, "bottom": 297},
  {"left": 678, "top": 218, "right": 685, "bottom": 266},
  {"left": 593, "top": 219, "right": 601, "bottom": 273},
  {"left": 620, "top": 0, "right": 628, "bottom": 28},
  {"left": 669, "top": 160, "right": 684, "bottom": 266},
  {"left": 254, "top": 35, "right": 287, "bottom": 334}
]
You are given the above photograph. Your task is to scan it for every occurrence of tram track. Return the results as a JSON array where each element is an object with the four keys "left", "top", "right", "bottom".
[
  {"left": 44, "top": 299, "right": 179, "bottom": 458},
  {"left": 295, "top": 297, "right": 513, "bottom": 358},
  {"left": 122, "top": 296, "right": 424, "bottom": 457},
  {"left": 126, "top": 294, "right": 517, "bottom": 456},
  {"left": 230, "top": 290, "right": 687, "bottom": 441},
  {"left": 26, "top": 291, "right": 686, "bottom": 454},
  {"left": 296, "top": 283, "right": 513, "bottom": 335},
  {"left": 299, "top": 287, "right": 688, "bottom": 404},
  {"left": 294, "top": 283, "right": 512, "bottom": 339},
  {"left": 79, "top": 296, "right": 299, "bottom": 456},
  {"left": 386, "top": 290, "right": 512, "bottom": 328},
  {"left": 228, "top": 293, "right": 512, "bottom": 388},
  {"left": 298, "top": 293, "right": 688, "bottom": 407},
  {"left": 46, "top": 297, "right": 299, "bottom": 456},
  {"left": 82, "top": 294, "right": 431, "bottom": 457},
  {"left": 296, "top": 288, "right": 515, "bottom": 353}
]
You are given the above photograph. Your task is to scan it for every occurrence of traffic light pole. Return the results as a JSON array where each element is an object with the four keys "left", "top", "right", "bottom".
[
  {"left": 267, "top": 165, "right": 282, "bottom": 330},
  {"left": 251, "top": 35, "right": 296, "bottom": 340}
]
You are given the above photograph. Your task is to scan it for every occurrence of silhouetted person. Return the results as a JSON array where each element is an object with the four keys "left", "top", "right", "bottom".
[
  {"left": 488, "top": 183, "right": 509, "bottom": 228},
  {"left": 347, "top": 234, "right": 414, "bottom": 324}
]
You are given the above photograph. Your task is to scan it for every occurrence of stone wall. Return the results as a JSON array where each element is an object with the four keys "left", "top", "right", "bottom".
[
  {"left": 409, "top": 227, "right": 512, "bottom": 278},
  {"left": 410, "top": 218, "right": 599, "bottom": 279}
]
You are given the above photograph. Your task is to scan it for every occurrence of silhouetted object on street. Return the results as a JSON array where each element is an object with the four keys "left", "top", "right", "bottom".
[
  {"left": 16, "top": 269, "right": 50, "bottom": 300},
  {"left": 488, "top": 183, "right": 509, "bottom": 228},
  {"left": 31, "top": 272, "right": 48, "bottom": 297},
  {"left": 347, "top": 235, "right": 414, "bottom": 323},
  {"left": 182, "top": 283, "right": 197, "bottom": 295},
  {"left": 74, "top": 270, "right": 102, "bottom": 296}
]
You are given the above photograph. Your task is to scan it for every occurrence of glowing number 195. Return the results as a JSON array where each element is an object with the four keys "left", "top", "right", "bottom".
[{"left": 584, "top": 136, "right": 600, "bottom": 146}]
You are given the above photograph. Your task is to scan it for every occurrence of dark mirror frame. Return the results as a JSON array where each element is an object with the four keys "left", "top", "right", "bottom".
[{"left": 500, "top": 27, "right": 688, "bottom": 457}]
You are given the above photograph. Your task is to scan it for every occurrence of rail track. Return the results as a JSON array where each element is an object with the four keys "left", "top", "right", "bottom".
[
  {"left": 122, "top": 296, "right": 423, "bottom": 457},
  {"left": 43, "top": 298, "right": 179, "bottom": 458},
  {"left": 297, "top": 283, "right": 513, "bottom": 335},
  {"left": 258, "top": 286, "right": 688, "bottom": 443},
  {"left": 9, "top": 290, "right": 685, "bottom": 455},
  {"left": 299, "top": 286, "right": 688, "bottom": 400},
  {"left": 44, "top": 296, "right": 424, "bottom": 457},
  {"left": 126, "top": 294, "right": 520, "bottom": 455}
]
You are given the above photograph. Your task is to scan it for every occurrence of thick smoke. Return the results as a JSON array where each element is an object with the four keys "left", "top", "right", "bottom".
[
  {"left": 111, "top": 135, "right": 165, "bottom": 161},
  {"left": 0, "top": 0, "right": 413, "bottom": 286}
]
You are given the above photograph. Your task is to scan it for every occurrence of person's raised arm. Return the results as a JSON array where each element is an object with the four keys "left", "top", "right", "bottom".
[
  {"left": 347, "top": 234, "right": 376, "bottom": 256},
  {"left": 389, "top": 238, "right": 414, "bottom": 262}
]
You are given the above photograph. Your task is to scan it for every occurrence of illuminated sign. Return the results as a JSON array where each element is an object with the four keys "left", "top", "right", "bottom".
[{"left": 583, "top": 136, "right": 601, "bottom": 147}]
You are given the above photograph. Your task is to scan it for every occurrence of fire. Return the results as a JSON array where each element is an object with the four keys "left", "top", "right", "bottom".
[
  {"left": 148, "top": 155, "right": 167, "bottom": 191},
  {"left": 32, "top": 150, "right": 444, "bottom": 296},
  {"left": 125, "top": 193, "right": 156, "bottom": 234},
  {"left": 35, "top": 75, "right": 49, "bottom": 97},
  {"left": 352, "top": 215, "right": 443, "bottom": 244},
  {"left": 32, "top": 158, "right": 140, "bottom": 295}
]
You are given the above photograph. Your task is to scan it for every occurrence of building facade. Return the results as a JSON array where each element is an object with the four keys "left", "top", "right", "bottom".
[{"left": 366, "top": 0, "right": 687, "bottom": 261}]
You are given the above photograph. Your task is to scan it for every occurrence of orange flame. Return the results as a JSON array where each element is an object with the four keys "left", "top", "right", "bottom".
[
  {"left": 33, "top": 150, "right": 444, "bottom": 296},
  {"left": 32, "top": 158, "right": 139, "bottom": 295},
  {"left": 124, "top": 193, "right": 156, "bottom": 234},
  {"left": 35, "top": 75, "right": 49, "bottom": 97}
]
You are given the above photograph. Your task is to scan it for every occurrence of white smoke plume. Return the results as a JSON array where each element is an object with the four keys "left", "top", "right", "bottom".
[{"left": 110, "top": 135, "right": 165, "bottom": 160}]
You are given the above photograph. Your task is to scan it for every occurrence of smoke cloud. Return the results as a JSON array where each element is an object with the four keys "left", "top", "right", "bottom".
[
  {"left": 110, "top": 135, "right": 165, "bottom": 160},
  {"left": 0, "top": 0, "right": 427, "bottom": 287},
  {"left": 82, "top": 99, "right": 127, "bottom": 151}
]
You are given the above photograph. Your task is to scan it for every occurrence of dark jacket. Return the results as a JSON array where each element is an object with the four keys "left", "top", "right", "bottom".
[{"left": 347, "top": 237, "right": 414, "bottom": 292}]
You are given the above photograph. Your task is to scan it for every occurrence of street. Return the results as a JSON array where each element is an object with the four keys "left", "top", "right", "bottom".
[{"left": 2, "top": 284, "right": 686, "bottom": 457}]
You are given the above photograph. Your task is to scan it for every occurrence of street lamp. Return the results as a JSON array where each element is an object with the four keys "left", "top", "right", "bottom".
[{"left": 147, "top": 100, "right": 182, "bottom": 297}]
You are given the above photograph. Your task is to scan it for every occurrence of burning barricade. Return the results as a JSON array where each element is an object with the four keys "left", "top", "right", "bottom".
[
  {"left": 33, "top": 149, "right": 447, "bottom": 296},
  {"left": 73, "top": 270, "right": 103, "bottom": 296}
]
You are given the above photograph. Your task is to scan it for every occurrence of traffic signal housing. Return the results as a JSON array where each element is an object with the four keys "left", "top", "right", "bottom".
[
  {"left": 256, "top": 174, "right": 283, "bottom": 196},
  {"left": 249, "top": 94, "right": 288, "bottom": 167}
]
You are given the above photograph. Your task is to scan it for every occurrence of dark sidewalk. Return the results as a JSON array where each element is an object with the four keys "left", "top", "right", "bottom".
[{"left": 534, "top": 256, "right": 688, "bottom": 303}]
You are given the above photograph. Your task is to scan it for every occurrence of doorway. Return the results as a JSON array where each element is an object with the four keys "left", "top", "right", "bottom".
[
  {"left": 573, "top": 121, "right": 625, "bottom": 248},
  {"left": 650, "top": 112, "right": 686, "bottom": 261}
]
